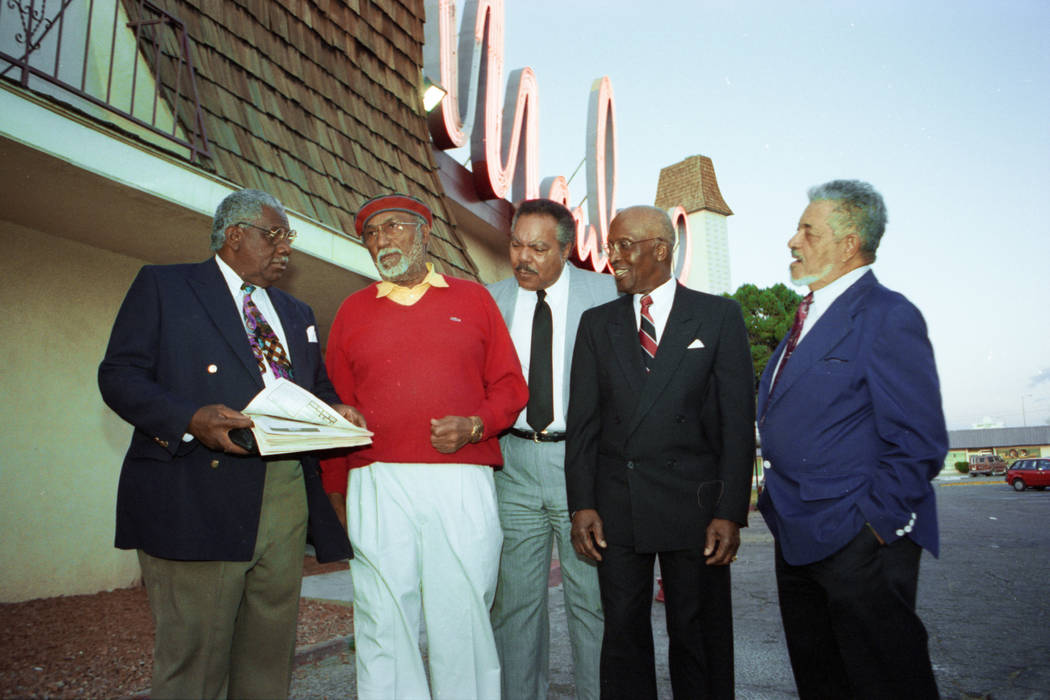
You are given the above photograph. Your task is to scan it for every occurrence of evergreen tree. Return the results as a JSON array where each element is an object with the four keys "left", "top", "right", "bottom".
[{"left": 725, "top": 283, "right": 803, "bottom": 388}]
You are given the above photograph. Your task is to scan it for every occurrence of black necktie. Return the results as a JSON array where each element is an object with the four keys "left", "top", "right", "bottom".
[{"left": 526, "top": 289, "right": 553, "bottom": 432}]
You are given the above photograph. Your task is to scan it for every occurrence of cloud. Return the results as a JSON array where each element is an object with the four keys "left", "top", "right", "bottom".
[{"left": 1031, "top": 368, "right": 1050, "bottom": 387}]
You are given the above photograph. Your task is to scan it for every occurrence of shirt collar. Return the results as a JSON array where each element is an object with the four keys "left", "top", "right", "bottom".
[
  {"left": 810, "top": 264, "right": 871, "bottom": 307},
  {"left": 637, "top": 275, "right": 676, "bottom": 308},
  {"left": 376, "top": 262, "right": 449, "bottom": 305},
  {"left": 215, "top": 254, "right": 254, "bottom": 298}
]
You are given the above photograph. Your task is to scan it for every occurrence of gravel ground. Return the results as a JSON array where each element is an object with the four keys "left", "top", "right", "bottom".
[{"left": 0, "top": 557, "right": 353, "bottom": 699}]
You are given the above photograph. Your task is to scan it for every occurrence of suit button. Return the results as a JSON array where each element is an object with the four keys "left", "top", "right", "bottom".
[
  {"left": 153, "top": 437, "right": 169, "bottom": 448},
  {"left": 210, "top": 459, "right": 220, "bottom": 469},
  {"left": 666, "top": 459, "right": 677, "bottom": 467},
  {"left": 763, "top": 460, "right": 772, "bottom": 470},
  {"left": 626, "top": 460, "right": 635, "bottom": 470},
  {"left": 675, "top": 415, "right": 685, "bottom": 423}
]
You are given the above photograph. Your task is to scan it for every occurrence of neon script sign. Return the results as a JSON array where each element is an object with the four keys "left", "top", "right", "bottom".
[{"left": 423, "top": 0, "right": 692, "bottom": 282}]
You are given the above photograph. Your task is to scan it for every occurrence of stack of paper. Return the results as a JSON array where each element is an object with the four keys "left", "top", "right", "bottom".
[{"left": 242, "top": 378, "right": 372, "bottom": 456}]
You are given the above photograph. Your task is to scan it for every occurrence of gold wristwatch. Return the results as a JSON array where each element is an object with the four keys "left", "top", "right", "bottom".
[{"left": 469, "top": 415, "right": 484, "bottom": 443}]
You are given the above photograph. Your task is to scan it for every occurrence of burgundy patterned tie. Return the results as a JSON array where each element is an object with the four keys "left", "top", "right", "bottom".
[
  {"left": 770, "top": 292, "right": 813, "bottom": 394},
  {"left": 639, "top": 294, "right": 658, "bottom": 372},
  {"left": 241, "top": 283, "right": 294, "bottom": 380}
]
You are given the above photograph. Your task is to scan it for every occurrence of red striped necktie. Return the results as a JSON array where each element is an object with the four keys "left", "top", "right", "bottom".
[
  {"left": 639, "top": 294, "right": 658, "bottom": 372},
  {"left": 770, "top": 292, "right": 813, "bottom": 394}
]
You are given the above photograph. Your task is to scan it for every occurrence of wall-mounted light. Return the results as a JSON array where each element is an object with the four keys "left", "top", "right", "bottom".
[{"left": 421, "top": 76, "right": 448, "bottom": 112}]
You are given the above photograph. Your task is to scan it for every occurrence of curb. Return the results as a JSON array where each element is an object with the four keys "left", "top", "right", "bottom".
[{"left": 294, "top": 634, "right": 354, "bottom": 668}]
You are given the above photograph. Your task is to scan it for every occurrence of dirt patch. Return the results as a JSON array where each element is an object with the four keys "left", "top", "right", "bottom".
[{"left": 0, "top": 560, "right": 352, "bottom": 699}]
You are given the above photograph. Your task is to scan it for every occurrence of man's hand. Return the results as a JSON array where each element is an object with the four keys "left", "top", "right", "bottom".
[
  {"left": 571, "top": 509, "right": 607, "bottom": 562},
  {"left": 430, "top": 415, "right": 473, "bottom": 453},
  {"left": 187, "top": 404, "right": 252, "bottom": 454},
  {"left": 328, "top": 492, "right": 348, "bottom": 533},
  {"left": 332, "top": 403, "right": 367, "bottom": 428},
  {"left": 704, "top": 517, "right": 741, "bottom": 566}
]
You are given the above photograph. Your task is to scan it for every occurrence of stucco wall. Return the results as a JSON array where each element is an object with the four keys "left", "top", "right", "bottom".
[{"left": 1, "top": 220, "right": 143, "bottom": 601}]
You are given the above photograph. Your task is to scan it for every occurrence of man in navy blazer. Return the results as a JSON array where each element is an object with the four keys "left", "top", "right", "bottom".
[
  {"left": 99, "top": 189, "right": 356, "bottom": 699},
  {"left": 757, "top": 180, "right": 947, "bottom": 699},
  {"left": 567, "top": 205, "right": 755, "bottom": 699}
]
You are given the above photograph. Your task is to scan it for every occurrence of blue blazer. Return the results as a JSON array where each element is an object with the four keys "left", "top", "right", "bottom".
[
  {"left": 98, "top": 258, "right": 352, "bottom": 563},
  {"left": 757, "top": 270, "right": 947, "bottom": 566}
]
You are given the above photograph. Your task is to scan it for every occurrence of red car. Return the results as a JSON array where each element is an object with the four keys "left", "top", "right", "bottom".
[{"left": 1005, "top": 458, "right": 1050, "bottom": 491}]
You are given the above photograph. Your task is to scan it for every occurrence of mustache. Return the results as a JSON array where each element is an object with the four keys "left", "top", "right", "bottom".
[{"left": 515, "top": 264, "right": 538, "bottom": 275}]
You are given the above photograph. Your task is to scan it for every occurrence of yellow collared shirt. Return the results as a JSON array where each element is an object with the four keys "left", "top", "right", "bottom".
[{"left": 375, "top": 262, "right": 449, "bottom": 306}]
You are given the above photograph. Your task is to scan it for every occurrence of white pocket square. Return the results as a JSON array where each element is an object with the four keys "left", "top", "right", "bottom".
[
  {"left": 306, "top": 325, "right": 318, "bottom": 342},
  {"left": 687, "top": 338, "right": 705, "bottom": 349}
]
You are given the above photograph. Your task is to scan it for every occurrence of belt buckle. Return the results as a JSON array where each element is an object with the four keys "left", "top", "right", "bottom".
[{"left": 533, "top": 431, "right": 543, "bottom": 443}]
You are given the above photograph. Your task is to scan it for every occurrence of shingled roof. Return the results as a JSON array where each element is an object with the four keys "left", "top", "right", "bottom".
[
  {"left": 653, "top": 154, "right": 733, "bottom": 217},
  {"left": 129, "top": 0, "right": 477, "bottom": 279}
]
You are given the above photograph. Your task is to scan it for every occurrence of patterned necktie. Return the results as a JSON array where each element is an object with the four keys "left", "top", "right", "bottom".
[
  {"left": 639, "top": 294, "right": 658, "bottom": 372},
  {"left": 770, "top": 292, "right": 813, "bottom": 394},
  {"left": 241, "top": 283, "right": 294, "bottom": 380},
  {"left": 526, "top": 289, "right": 554, "bottom": 431}
]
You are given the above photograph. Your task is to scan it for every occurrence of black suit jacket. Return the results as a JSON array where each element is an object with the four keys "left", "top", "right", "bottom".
[
  {"left": 98, "top": 258, "right": 352, "bottom": 563},
  {"left": 566, "top": 284, "right": 755, "bottom": 552}
]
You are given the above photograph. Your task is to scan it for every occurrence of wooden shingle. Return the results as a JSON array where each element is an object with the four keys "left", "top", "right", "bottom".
[{"left": 128, "top": 0, "right": 475, "bottom": 279}]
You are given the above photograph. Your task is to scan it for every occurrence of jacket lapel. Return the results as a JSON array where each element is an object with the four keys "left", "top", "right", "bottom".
[
  {"left": 563, "top": 265, "right": 589, "bottom": 407},
  {"left": 491, "top": 278, "right": 517, "bottom": 328},
  {"left": 757, "top": 335, "right": 787, "bottom": 417},
  {"left": 606, "top": 295, "right": 645, "bottom": 400},
  {"left": 628, "top": 285, "right": 700, "bottom": 435},
  {"left": 269, "top": 289, "right": 309, "bottom": 386},
  {"left": 763, "top": 271, "right": 876, "bottom": 414},
  {"left": 188, "top": 259, "right": 262, "bottom": 386}
]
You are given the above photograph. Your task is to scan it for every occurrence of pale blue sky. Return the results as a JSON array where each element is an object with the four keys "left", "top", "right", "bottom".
[{"left": 441, "top": 0, "right": 1050, "bottom": 430}]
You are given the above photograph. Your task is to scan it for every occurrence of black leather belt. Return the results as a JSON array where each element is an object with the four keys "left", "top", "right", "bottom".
[{"left": 509, "top": 428, "right": 566, "bottom": 443}]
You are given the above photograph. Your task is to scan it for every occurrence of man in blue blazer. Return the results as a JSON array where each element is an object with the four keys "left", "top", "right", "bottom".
[
  {"left": 488, "top": 198, "right": 617, "bottom": 700},
  {"left": 757, "top": 180, "right": 947, "bottom": 699},
  {"left": 99, "top": 189, "right": 356, "bottom": 699}
]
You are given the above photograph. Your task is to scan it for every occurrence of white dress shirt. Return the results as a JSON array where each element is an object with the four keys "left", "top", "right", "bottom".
[{"left": 510, "top": 266, "right": 571, "bottom": 432}]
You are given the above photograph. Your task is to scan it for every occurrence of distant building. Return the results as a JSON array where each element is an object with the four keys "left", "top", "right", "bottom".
[
  {"left": 945, "top": 426, "right": 1050, "bottom": 469},
  {"left": 654, "top": 155, "right": 734, "bottom": 294}
]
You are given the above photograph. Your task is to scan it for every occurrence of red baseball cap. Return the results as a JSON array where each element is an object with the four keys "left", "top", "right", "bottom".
[{"left": 354, "top": 194, "right": 433, "bottom": 236}]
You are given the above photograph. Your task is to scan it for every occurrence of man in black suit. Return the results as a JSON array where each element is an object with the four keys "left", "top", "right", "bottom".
[
  {"left": 566, "top": 205, "right": 755, "bottom": 699},
  {"left": 98, "top": 189, "right": 356, "bottom": 699}
]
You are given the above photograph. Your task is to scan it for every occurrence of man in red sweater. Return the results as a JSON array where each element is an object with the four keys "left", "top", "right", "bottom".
[{"left": 322, "top": 194, "right": 528, "bottom": 699}]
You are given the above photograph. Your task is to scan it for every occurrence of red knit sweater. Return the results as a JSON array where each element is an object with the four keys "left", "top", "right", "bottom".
[{"left": 320, "top": 277, "right": 528, "bottom": 496}]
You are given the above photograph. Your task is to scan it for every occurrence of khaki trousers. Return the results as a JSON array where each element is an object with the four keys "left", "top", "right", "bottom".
[{"left": 139, "top": 459, "right": 307, "bottom": 700}]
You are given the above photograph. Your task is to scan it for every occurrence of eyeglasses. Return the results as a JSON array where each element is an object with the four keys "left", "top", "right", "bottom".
[
  {"left": 603, "top": 236, "right": 666, "bottom": 256},
  {"left": 361, "top": 219, "right": 422, "bottom": 242},
  {"left": 237, "top": 221, "right": 297, "bottom": 245}
]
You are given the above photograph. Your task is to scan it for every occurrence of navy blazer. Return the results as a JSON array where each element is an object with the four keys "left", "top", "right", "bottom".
[
  {"left": 99, "top": 258, "right": 352, "bottom": 562},
  {"left": 566, "top": 284, "right": 756, "bottom": 552},
  {"left": 757, "top": 270, "right": 947, "bottom": 566}
]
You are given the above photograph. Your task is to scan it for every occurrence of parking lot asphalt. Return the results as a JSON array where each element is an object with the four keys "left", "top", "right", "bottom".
[{"left": 291, "top": 478, "right": 1050, "bottom": 699}]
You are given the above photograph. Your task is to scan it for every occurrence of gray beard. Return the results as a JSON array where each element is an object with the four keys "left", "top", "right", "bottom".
[{"left": 376, "top": 236, "right": 426, "bottom": 283}]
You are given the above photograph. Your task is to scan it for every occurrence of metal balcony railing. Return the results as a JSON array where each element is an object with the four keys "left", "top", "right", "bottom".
[{"left": 0, "top": 0, "right": 211, "bottom": 162}]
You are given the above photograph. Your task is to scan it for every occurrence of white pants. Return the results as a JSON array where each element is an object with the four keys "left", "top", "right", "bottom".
[{"left": 347, "top": 462, "right": 503, "bottom": 700}]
